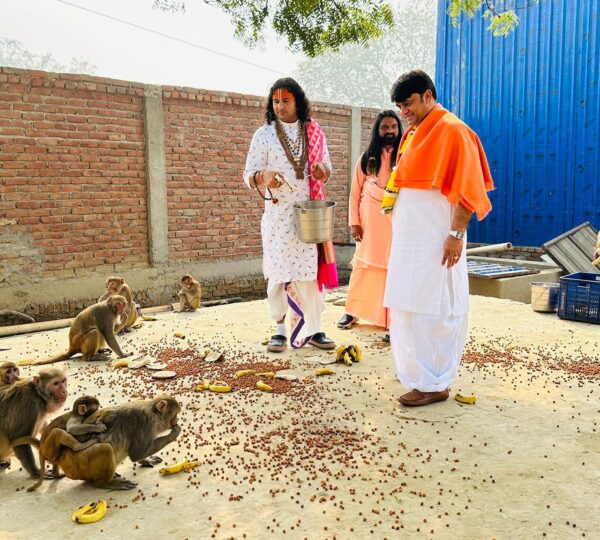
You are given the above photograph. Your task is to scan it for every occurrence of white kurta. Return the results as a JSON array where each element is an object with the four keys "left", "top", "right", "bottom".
[
  {"left": 243, "top": 121, "right": 332, "bottom": 284},
  {"left": 384, "top": 188, "right": 468, "bottom": 392}
]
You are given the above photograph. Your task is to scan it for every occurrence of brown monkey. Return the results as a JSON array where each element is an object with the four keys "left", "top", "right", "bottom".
[
  {"left": 178, "top": 274, "right": 202, "bottom": 312},
  {"left": 99, "top": 276, "right": 137, "bottom": 332},
  {"left": 0, "top": 368, "right": 68, "bottom": 478},
  {"left": 32, "top": 296, "right": 132, "bottom": 366},
  {"left": 28, "top": 395, "right": 105, "bottom": 491},
  {"left": 26, "top": 396, "right": 181, "bottom": 490},
  {"left": 0, "top": 361, "right": 20, "bottom": 389}
]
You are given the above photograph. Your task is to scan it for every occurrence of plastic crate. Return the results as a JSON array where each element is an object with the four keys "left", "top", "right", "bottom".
[{"left": 557, "top": 272, "right": 600, "bottom": 324}]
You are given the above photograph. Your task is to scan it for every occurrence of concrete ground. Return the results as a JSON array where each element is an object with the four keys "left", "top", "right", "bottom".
[{"left": 0, "top": 291, "right": 598, "bottom": 540}]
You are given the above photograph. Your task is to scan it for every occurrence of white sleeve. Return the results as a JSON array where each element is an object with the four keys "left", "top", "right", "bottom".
[{"left": 243, "top": 127, "right": 268, "bottom": 189}]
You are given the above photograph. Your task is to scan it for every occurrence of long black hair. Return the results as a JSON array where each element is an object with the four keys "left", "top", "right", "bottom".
[
  {"left": 265, "top": 77, "right": 312, "bottom": 124},
  {"left": 360, "top": 110, "right": 402, "bottom": 175}
]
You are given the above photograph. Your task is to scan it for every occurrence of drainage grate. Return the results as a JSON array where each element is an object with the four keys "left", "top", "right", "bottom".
[{"left": 467, "top": 260, "right": 540, "bottom": 279}]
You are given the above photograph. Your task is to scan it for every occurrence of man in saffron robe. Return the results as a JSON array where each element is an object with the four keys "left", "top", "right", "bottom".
[
  {"left": 337, "top": 111, "right": 402, "bottom": 332},
  {"left": 243, "top": 78, "right": 338, "bottom": 353},
  {"left": 383, "top": 70, "right": 494, "bottom": 407}
]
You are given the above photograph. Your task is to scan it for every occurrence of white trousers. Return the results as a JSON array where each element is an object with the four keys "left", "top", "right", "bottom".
[
  {"left": 267, "top": 280, "right": 325, "bottom": 342},
  {"left": 390, "top": 307, "right": 468, "bottom": 392}
]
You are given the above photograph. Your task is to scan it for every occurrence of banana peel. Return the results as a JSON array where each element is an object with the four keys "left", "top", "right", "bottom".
[
  {"left": 194, "top": 380, "right": 211, "bottom": 391},
  {"left": 141, "top": 315, "right": 157, "bottom": 321},
  {"left": 112, "top": 360, "right": 129, "bottom": 369},
  {"left": 16, "top": 359, "right": 35, "bottom": 367},
  {"left": 455, "top": 393, "right": 477, "bottom": 405},
  {"left": 174, "top": 332, "right": 186, "bottom": 339},
  {"left": 71, "top": 500, "right": 108, "bottom": 524},
  {"left": 256, "top": 380, "right": 273, "bottom": 392},
  {"left": 195, "top": 380, "right": 232, "bottom": 393},
  {"left": 315, "top": 368, "right": 334, "bottom": 376},
  {"left": 335, "top": 344, "right": 362, "bottom": 365},
  {"left": 234, "top": 369, "right": 256, "bottom": 379},
  {"left": 159, "top": 458, "right": 200, "bottom": 476},
  {"left": 256, "top": 371, "right": 275, "bottom": 378}
]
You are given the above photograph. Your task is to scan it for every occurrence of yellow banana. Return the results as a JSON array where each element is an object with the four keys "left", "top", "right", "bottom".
[
  {"left": 141, "top": 315, "right": 157, "bottom": 321},
  {"left": 16, "top": 359, "right": 35, "bottom": 367},
  {"left": 159, "top": 458, "right": 200, "bottom": 476},
  {"left": 315, "top": 368, "right": 334, "bottom": 376},
  {"left": 174, "top": 332, "right": 186, "bottom": 339},
  {"left": 455, "top": 394, "right": 477, "bottom": 404},
  {"left": 592, "top": 255, "right": 600, "bottom": 266},
  {"left": 352, "top": 344, "right": 362, "bottom": 362},
  {"left": 343, "top": 352, "right": 352, "bottom": 366},
  {"left": 208, "top": 381, "right": 232, "bottom": 393},
  {"left": 256, "top": 371, "right": 275, "bottom": 378},
  {"left": 193, "top": 380, "right": 211, "bottom": 391},
  {"left": 71, "top": 500, "right": 108, "bottom": 524},
  {"left": 261, "top": 336, "right": 270, "bottom": 345},
  {"left": 112, "top": 360, "right": 129, "bottom": 369},
  {"left": 256, "top": 380, "right": 273, "bottom": 392},
  {"left": 335, "top": 346, "right": 346, "bottom": 362},
  {"left": 234, "top": 369, "right": 256, "bottom": 379}
]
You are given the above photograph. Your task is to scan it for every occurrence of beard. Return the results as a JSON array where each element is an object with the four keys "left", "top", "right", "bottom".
[{"left": 381, "top": 134, "right": 399, "bottom": 145}]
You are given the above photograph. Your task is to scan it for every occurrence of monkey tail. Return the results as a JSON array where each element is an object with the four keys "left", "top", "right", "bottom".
[
  {"left": 11, "top": 436, "right": 40, "bottom": 448},
  {"left": 33, "top": 350, "right": 76, "bottom": 366}
]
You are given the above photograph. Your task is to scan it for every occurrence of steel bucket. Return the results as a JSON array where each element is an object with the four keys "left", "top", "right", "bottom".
[
  {"left": 293, "top": 200, "right": 336, "bottom": 244},
  {"left": 530, "top": 282, "right": 559, "bottom": 312}
]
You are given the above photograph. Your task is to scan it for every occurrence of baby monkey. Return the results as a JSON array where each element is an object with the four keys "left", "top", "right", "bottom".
[
  {"left": 28, "top": 395, "right": 106, "bottom": 491},
  {"left": 178, "top": 274, "right": 202, "bottom": 312},
  {"left": 0, "top": 361, "right": 20, "bottom": 389}
]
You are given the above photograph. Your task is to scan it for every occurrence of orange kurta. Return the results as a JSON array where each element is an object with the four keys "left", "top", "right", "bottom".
[{"left": 346, "top": 149, "right": 394, "bottom": 328}]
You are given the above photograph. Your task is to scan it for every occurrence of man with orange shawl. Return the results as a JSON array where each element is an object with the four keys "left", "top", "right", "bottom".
[
  {"left": 382, "top": 71, "right": 494, "bottom": 407},
  {"left": 243, "top": 78, "right": 338, "bottom": 353},
  {"left": 337, "top": 111, "right": 402, "bottom": 333}
]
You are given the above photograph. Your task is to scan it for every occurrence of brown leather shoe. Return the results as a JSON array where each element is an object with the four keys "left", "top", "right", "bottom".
[{"left": 398, "top": 388, "right": 449, "bottom": 407}]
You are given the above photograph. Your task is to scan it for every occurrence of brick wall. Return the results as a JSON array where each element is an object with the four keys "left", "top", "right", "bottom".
[
  {"left": 0, "top": 67, "right": 378, "bottom": 319},
  {"left": 0, "top": 69, "right": 148, "bottom": 282}
]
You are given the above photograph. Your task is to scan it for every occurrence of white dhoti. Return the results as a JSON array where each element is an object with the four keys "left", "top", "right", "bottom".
[
  {"left": 384, "top": 189, "right": 469, "bottom": 392},
  {"left": 267, "top": 280, "right": 325, "bottom": 346}
]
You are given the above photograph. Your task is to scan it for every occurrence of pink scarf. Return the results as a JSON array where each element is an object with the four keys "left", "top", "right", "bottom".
[{"left": 306, "top": 121, "right": 338, "bottom": 291}]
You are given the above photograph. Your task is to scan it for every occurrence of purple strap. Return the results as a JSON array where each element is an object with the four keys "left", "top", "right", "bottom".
[{"left": 285, "top": 283, "right": 310, "bottom": 349}]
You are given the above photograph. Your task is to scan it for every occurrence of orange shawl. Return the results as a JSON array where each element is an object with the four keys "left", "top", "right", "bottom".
[{"left": 394, "top": 104, "right": 494, "bottom": 220}]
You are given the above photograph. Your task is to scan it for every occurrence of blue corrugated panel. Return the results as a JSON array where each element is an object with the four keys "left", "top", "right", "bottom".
[{"left": 435, "top": 0, "right": 600, "bottom": 246}]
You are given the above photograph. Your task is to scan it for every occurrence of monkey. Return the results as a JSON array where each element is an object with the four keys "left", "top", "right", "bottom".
[
  {"left": 32, "top": 296, "right": 132, "bottom": 366},
  {"left": 25, "top": 396, "right": 182, "bottom": 490},
  {"left": 99, "top": 276, "right": 137, "bottom": 333},
  {"left": 28, "top": 395, "right": 106, "bottom": 491},
  {"left": 0, "top": 368, "right": 68, "bottom": 478},
  {"left": 178, "top": 274, "right": 202, "bottom": 312},
  {"left": 0, "top": 361, "right": 20, "bottom": 389}
]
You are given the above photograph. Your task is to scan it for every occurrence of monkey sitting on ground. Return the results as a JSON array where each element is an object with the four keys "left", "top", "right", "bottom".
[
  {"left": 28, "top": 395, "right": 106, "bottom": 491},
  {"left": 27, "top": 395, "right": 181, "bottom": 490},
  {"left": 0, "top": 361, "right": 20, "bottom": 390},
  {"left": 32, "top": 295, "right": 132, "bottom": 366},
  {"left": 178, "top": 274, "right": 202, "bottom": 312},
  {"left": 99, "top": 276, "right": 137, "bottom": 333},
  {"left": 0, "top": 368, "right": 68, "bottom": 478}
]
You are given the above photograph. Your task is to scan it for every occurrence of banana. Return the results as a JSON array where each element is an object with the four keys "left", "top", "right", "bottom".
[
  {"left": 208, "top": 381, "right": 232, "bottom": 393},
  {"left": 174, "top": 332, "right": 186, "bottom": 339},
  {"left": 455, "top": 393, "right": 477, "bottom": 404},
  {"left": 351, "top": 344, "right": 362, "bottom": 362},
  {"left": 159, "top": 458, "right": 200, "bottom": 476},
  {"left": 343, "top": 352, "right": 352, "bottom": 366},
  {"left": 234, "top": 369, "right": 256, "bottom": 379},
  {"left": 193, "top": 380, "right": 211, "bottom": 391},
  {"left": 261, "top": 336, "right": 270, "bottom": 345},
  {"left": 315, "top": 368, "right": 334, "bottom": 376},
  {"left": 256, "top": 372, "right": 275, "bottom": 378},
  {"left": 16, "top": 359, "right": 35, "bottom": 367},
  {"left": 256, "top": 380, "right": 273, "bottom": 392},
  {"left": 335, "top": 345, "right": 346, "bottom": 362},
  {"left": 71, "top": 500, "right": 108, "bottom": 524},
  {"left": 141, "top": 315, "right": 157, "bottom": 321},
  {"left": 112, "top": 360, "right": 129, "bottom": 369},
  {"left": 593, "top": 255, "right": 600, "bottom": 266}
]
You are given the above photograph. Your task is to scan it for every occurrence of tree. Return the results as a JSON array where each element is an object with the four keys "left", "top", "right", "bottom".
[
  {"left": 153, "top": 0, "right": 394, "bottom": 57},
  {"left": 0, "top": 37, "right": 97, "bottom": 74},
  {"left": 294, "top": 1, "right": 436, "bottom": 108},
  {"left": 448, "top": 0, "right": 539, "bottom": 37}
]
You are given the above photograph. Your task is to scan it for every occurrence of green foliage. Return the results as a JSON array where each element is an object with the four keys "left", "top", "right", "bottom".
[
  {"left": 0, "top": 37, "right": 97, "bottom": 74},
  {"left": 154, "top": 0, "right": 395, "bottom": 57},
  {"left": 447, "top": 0, "right": 538, "bottom": 36},
  {"left": 295, "top": 1, "right": 436, "bottom": 108}
]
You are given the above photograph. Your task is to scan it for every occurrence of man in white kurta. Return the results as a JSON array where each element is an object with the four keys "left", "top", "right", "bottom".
[
  {"left": 383, "top": 70, "right": 494, "bottom": 407},
  {"left": 243, "top": 79, "right": 336, "bottom": 353}
]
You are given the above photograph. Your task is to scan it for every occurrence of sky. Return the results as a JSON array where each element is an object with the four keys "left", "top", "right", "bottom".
[{"left": 0, "top": 0, "right": 309, "bottom": 97}]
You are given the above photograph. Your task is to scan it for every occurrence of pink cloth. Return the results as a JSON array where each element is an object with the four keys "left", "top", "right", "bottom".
[{"left": 306, "top": 120, "right": 338, "bottom": 290}]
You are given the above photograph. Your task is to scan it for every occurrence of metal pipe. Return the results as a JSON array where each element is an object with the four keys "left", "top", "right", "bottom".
[{"left": 466, "top": 242, "right": 513, "bottom": 255}]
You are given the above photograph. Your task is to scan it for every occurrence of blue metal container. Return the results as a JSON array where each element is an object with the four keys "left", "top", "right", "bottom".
[{"left": 435, "top": 0, "right": 600, "bottom": 246}]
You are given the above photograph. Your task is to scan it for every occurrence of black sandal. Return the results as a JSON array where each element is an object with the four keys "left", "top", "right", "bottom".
[
  {"left": 308, "top": 332, "right": 336, "bottom": 350},
  {"left": 266, "top": 334, "right": 287, "bottom": 353}
]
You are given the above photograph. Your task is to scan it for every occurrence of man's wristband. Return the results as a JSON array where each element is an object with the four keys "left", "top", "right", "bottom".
[{"left": 449, "top": 230, "right": 465, "bottom": 240}]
